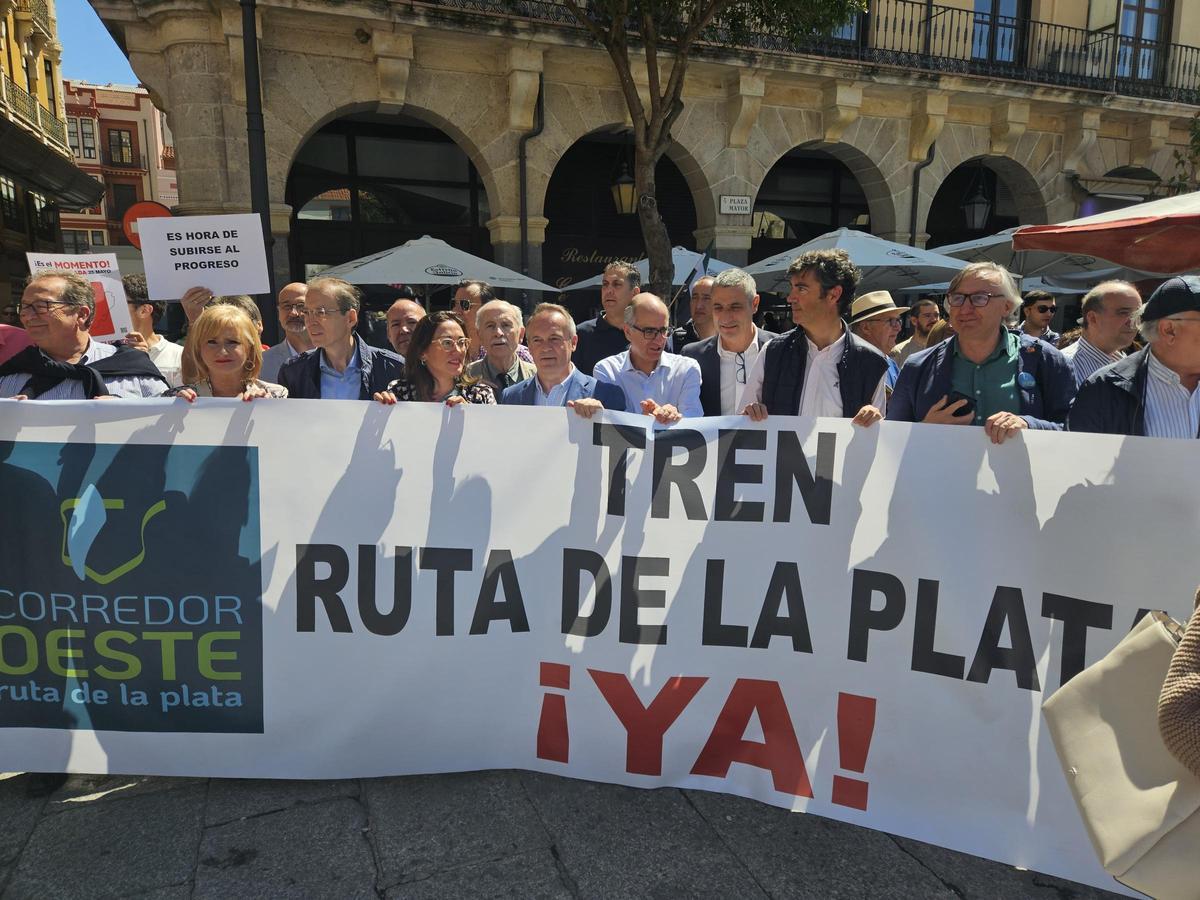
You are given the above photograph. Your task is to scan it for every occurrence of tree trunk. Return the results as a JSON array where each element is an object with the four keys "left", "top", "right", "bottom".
[{"left": 634, "top": 142, "right": 675, "bottom": 302}]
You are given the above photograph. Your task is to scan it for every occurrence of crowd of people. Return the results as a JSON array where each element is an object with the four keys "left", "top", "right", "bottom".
[{"left": 2, "top": 249, "right": 1198, "bottom": 441}]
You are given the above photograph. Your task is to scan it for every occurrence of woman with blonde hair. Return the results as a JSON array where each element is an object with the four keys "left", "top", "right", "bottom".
[{"left": 173, "top": 304, "right": 287, "bottom": 401}]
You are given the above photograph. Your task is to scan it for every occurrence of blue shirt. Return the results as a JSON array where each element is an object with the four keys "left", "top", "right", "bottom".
[
  {"left": 593, "top": 350, "right": 703, "bottom": 417},
  {"left": 534, "top": 366, "right": 582, "bottom": 407},
  {"left": 318, "top": 344, "right": 362, "bottom": 400}
]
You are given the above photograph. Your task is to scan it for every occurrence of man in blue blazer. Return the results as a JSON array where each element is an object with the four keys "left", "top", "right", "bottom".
[
  {"left": 681, "top": 268, "right": 776, "bottom": 417},
  {"left": 501, "top": 303, "right": 629, "bottom": 416}
]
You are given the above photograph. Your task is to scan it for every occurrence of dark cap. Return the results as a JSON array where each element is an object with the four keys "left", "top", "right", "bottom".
[{"left": 1142, "top": 275, "right": 1200, "bottom": 321}]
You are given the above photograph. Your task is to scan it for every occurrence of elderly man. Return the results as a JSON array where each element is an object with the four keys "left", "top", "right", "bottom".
[
  {"left": 887, "top": 262, "right": 1076, "bottom": 442},
  {"left": 594, "top": 292, "right": 702, "bottom": 423},
  {"left": 849, "top": 291, "right": 908, "bottom": 390},
  {"left": 123, "top": 273, "right": 184, "bottom": 387},
  {"left": 891, "top": 297, "right": 940, "bottom": 366},
  {"left": 466, "top": 299, "right": 537, "bottom": 391},
  {"left": 385, "top": 294, "right": 426, "bottom": 358},
  {"left": 277, "top": 276, "right": 404, "bottom": 400},
  {"left": 681, "top": 268, "right": 776, "bottom": 416},
  {"left": 741, "top": 248, "right": 888, "bottom": 426},
  {"left": 673, "top": 274, "right": 716, "bottom": 348},
  {"left": 1019, "top": 289, "right": 1061, "bottom": 345},
  {"left": 0, "top": 272, "right": 167, "bottom": 399},
  {"left": 575, "top": 261, "right": 638, "bottom": 376},
  {"left": 1069, "top": 276, "right": 1200, "bottom": 437},
  {"left": 500, "top": 303, "right": 628, "bottom": 415},
  {"left": 1060, "top": 280, "right": 1141, "bottom": 386},
  {"left": 262, "top": 282, "right": 313, "bottom": 383}
]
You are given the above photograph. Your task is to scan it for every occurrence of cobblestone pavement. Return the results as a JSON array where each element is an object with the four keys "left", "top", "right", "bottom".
[{"left": 0, "top": 770, "right": 1121, "bottom": 899}]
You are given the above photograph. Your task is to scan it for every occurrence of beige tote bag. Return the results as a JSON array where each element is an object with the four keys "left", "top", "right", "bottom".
[{"left": 1042, "top": 611, "right": 1200, "bottom": 899}]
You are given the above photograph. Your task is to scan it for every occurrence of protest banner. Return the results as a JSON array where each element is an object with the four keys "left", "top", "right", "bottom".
[
  {"left": 2, "top": 400, "right": 1197, "bottom": 893},
  {"left": 25, "top": 253, "right": 133, "bottom": 341},
  {"left": 137, "top": 213, "right": 270, "bottom": 301}
]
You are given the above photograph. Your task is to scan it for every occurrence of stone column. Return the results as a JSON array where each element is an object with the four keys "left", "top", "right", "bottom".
[
  {"left": 694, "top": 225, "right": 753, "bottom": 268},
  {"left": 488, "top": 214, "right": 550, "bottom": 308}
]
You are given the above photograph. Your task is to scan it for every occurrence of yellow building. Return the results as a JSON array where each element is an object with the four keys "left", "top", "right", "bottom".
[{"left": 1, "top": 0, "right": 104, "bottom": 306}]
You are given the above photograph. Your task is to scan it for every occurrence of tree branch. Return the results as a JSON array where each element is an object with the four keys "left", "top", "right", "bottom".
[
  {"left": 560, "top": 0, "right": 611, "bottom": 49},
  {"left": 643, "top": 11, "right": 662, "bottom": 126}
]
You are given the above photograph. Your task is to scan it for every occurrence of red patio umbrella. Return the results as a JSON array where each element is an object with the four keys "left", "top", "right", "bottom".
[{"left": 1012, "top": 191, "right": 1200, "bottom": 275}]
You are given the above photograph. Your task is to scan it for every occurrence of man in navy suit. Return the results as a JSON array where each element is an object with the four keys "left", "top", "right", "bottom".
[
  {"left": 681, "top": 268, "right": 777, "bottom": 417},
  {"left": 500, "top": 303, "right": 629, "bottom": 416}
]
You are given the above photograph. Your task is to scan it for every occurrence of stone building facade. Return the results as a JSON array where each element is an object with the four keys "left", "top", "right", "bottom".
[{"left": 88, "top": 0, "right": 1200, "bottom": 294}]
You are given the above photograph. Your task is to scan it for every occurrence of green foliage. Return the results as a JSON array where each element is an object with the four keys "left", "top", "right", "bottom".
[{"left": 1167, "top": 113, "right": 1200, "bottom": 196}]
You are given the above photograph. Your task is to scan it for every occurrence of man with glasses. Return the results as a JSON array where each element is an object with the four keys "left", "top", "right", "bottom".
[
  {"left": 262, "top": 282, "right": 313, "bottom": 382},
  {"left": 849, "top": 291, "right": 908, "bottom": 391},
  {"left": 887, "top": 262, "right": 1075, "bottom": 442},
  {"left": 466, "top": 299, "right": 536, "bottom": 392},
  {"left": 741, "top": 248, "right": 888, "bottom": 427},
  {"left": 594, "top": 292, "right": 702, "bottom": 423},
  {"left": 0, "top": 271, "right": 168, "bottom": 399},
  {"left": 1019, "top": 290, "right": 1061, "bottom": 345},
  {"left": 575, "top": 261, "right": 639, "bottom": 376},
  {"left": 891, "top": 297, "right": 941, "bottom": 366},
  {"left": 1069, "top": 276, "right": 1200, "bottom": 437},
  {"left": 277, "top": 276, "right": 404, "bottom": 400},
  {"left": 680, "top": 268, "right": 776, "bottom": 416},
  {"left": 1060, "top": 280, "right": 1141, "bottom": 386}
]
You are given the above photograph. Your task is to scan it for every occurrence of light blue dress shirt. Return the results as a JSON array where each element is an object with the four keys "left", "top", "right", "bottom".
[
  {"left": 534, "top": 366, "right": 582, "bottom": 407},
  {"left": 593, "top": 350, "right": 703, "bottom": 417},
  {"left": 318, "top": 344, "right": 362, "bottom": 400}
]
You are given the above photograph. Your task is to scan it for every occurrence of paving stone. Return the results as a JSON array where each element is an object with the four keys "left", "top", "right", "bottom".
[
  {"left": 891, "top": 836, "right": 1124, "bottom": 900},
  {"left": 384, "top": 849, "right": 572, "bottom": 900},
  {"left": 4, "top": 786, "right": 205, "bottom": 900},
  {"left": 122, "top": 884, "right": 193, "bottom": 900},
  {"left": 205, "top": 778, "right": 359, "bottom": 826},
  {"left": 45, "top": 774, "right": 204, "bottom": 813},
  {"left": 0, "top": 775, "right": 48, "bottom": 865},
  {"left": 193, "top": 797, "right": 375, "bottom": 899},
  {"left": 684, "top": 790, "right": 958, "bottom": 900},
  {"left": 364, "top": 771, "right": 551, "bottom": 888},
  {"left": 521, "top": 773, "right": 767, "bottom": 899}
]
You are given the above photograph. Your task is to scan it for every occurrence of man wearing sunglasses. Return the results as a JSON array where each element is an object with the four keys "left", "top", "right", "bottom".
[
  {"left": 277, "top": 276, "right": 404, "bottom": 400},
  {"left": 594, "top": 292, "right": 702, "bottom": 423},
  {"left": 1069, "top": 276, "right": 1200, "bottom": 438},
  {"left": 887, "top": 262, "right": 1075, "bottom": 442},
  {"left": 681, "top": 268, "right": 777, "bottom": 416},
  {"left": 1019, "top": 290, "right": 1061, "bottom": 345}
]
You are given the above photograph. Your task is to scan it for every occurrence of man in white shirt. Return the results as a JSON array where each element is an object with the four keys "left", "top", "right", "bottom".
[
  {"left": 594, "top": 293, "right": 703, "bottom": 424},
  {"left": 122, "top": 273, "right": 184, "bottom": 387},
  {"left": 741, "top": 249, "right": 887, "bottom": 426},
  {"left": 681, "top": 268, "right": 776, "bottom": 416},
  {"left": 1060, "top": 281, "right": 1140, "bottom": 386},
  {"left": 261, "top": 282, "right": 313, "bottom": 383}
]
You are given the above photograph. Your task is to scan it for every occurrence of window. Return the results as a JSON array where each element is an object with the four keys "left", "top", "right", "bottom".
[
  {"left": 91, "top": 230, "right": 106, "bottom": 246},
  {"left": 67, "top": 117, "right": 80, "bottom": 156},
  {"left": 0, "top": 177, "right": 18, "bottom": 228},
  {"left": 1117, "top": 0, "right": 1172, "bottom": 81},
  {"left": 63, "top": 230, "right": 89, "bottom": 253},
  {"left": 972, "top": 0, "right": 1025, "bottom": 64},
  {"left": 110, "top": 183, "right": 139, "bottom": 224},
  {"left": 108, "top": 129, "right": 134, "bottom": 165},
  {"left": 80, "top": 119, "right": 96, "bottom": 159},
  {"left": 43, "top": 59, "right": 55, "bottom": 116}
]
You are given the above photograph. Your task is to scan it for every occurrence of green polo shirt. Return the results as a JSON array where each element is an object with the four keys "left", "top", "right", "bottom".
[{"left": 951, "top": 329, "right": 1020, "bottom": 425}]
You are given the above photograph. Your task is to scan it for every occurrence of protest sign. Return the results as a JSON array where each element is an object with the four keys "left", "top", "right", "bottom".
[
  {"left": 138, "top": 213, "right": 270, "bottom": 301},
  {"left": 3, "top": 401, "right": 1196, "bottom": 894},
  {"left": 25, "top": 253, "right": 133, "bottom": 341}
]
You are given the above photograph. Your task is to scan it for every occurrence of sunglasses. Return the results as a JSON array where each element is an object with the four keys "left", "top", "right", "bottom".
[
  {"left": 454, "top": 299, "right": 472, "bottom": 312},
  {"left": 1034, "top": 304, "right": 1056, "bottom": 314}
]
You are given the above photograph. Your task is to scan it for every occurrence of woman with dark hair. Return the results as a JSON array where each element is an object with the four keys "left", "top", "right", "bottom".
[{"left": 374, "top": 311, "right": 495, "bottom": 405}]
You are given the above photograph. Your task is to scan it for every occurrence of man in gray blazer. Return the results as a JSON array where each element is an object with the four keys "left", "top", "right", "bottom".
[{"left": 681, "top": 268, "right": 776, "bottom": 417}]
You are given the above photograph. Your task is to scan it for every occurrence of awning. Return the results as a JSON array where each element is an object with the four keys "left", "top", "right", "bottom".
[{"left": 0, "top": 117, "right": 105, "bottom": 210}]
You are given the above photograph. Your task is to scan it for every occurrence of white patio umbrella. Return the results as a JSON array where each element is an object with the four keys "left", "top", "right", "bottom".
[
  {"left": 901, "top": 276, "right": 1083, "bottom": 296},
  {"left": 744, "top": 228, "right": 966, "bottom": 293},
  {"left": 932, "top": 227, "right": 1168, "bottom": 283},
  {"left": 560, "top": 246, "right": 737, "bottom": 291},
  {"left": 318, "top": 235, "right": 558, "bottom": 292}
]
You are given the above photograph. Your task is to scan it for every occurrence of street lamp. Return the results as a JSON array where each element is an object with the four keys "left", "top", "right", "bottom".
[
  {"left": 611, "top": 164, "right": 637, "bottom": 216},
  {"left": 962, "top": 163, "right": 992, "bottom": 231}
]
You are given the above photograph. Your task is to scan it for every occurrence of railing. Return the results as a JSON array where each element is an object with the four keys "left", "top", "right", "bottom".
[
  {"left": 3, "top": 72, "right": 38, "bottom": 126},
  {"left": 406, "top": 0, "right": 1200, "bottom": 105},
  {"left": 39, "top": 105, "right": 65, "bottom": 145},
  {"left": 101, "top": 148, "right": 148, "bottom": 170},
  {"left": 161, "top": 145, "right": 176, "bottom": 170},
  {"left": 17, "top": 0, "right": 52, "bottom": 35}
]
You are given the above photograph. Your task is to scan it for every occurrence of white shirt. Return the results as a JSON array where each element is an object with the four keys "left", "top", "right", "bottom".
[
  {"left": 1143, "top": 349, "right": 1200, "bottom": 439},
  {"left": 1060, "top": 335, "right": 1123, "bottom": 387},
  {"left": 147, "top": 337, "right": 184, "bottom": 388},
  {"left": 716, "top": 328, "right": 763, "bottom": 416},
  {"left": 743, "top": 327, "right": 887, "bottom": 417},
  {"left": 594, "top": 350, "right": 703, "bottom": 417},
  {"left": 0, "top": 339, "right": 165, "bottom": 400}
]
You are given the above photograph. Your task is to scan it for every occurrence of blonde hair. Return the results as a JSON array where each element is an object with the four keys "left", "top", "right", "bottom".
[{"left": 183, "top": 304, "right": 263, "bottom": 385}]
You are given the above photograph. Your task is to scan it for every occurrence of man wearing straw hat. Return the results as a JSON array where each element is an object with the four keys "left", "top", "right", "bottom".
[{"left": 849, "top": 290, "right": 908, "bottom": 391}]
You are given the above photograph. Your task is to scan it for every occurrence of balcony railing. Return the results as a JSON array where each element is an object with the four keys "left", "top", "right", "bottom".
[
  {"left": 17, "top": 0, "right": 52, "bottom": 35},
  {"left": 40, "top": 105, "right": 65, "bottom": 145},
  {"left": 101, "top": 149, "right": 148, "bottom": 170},
  {"left": 3, "top": 72, "right": 38, "bottom": 127},
  {"left": 161, "top": 145, "right": 176, "bottom": 170},
  {"left": 408, "top": 0, "right": 1200, "bottom": 105}
]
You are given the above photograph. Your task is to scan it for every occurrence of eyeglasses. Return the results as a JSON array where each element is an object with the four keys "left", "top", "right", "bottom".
[
  {"left": 18, "top": 300, "right": 74, "bottom": 318},
  {"left": 433, "top": 337, "right": 470, "bottom": 352},
  {"left": 630, "top": 325, "right": 670, "bottom": 340},
  {"left": 1034, "top": 304, "right": 1057, "bottom": 314},
  {"left": 280, "top": 303, "right": 307, "bottom": 315},
  {"left": 302, "top": 307, "right": 343, "bottom": 319},
  {"left": 734, "top": 351, "right": 747, "bottom": 385},
  {"left": 454, "top": 299, "right": 472, "bottom": 312},
  {"left": 946, "top": 292, "right": 1003, "bottom": 308}
]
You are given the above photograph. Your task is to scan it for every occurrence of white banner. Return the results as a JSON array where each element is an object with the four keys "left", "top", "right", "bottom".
[
  {"left": 2, "top": 400, "right": 1197, "bottom": 893},
  {"left": 26, "top": 253, "right": 133, "bottom": 341},
  {"left": 138, "top": 213, "right": 270, "bottom": 301}
]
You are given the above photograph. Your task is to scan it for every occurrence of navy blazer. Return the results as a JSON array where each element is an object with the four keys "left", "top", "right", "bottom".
[
  {"left": 887, "top": 331, "right": 1075, "bottom": 430},
  {"left": 500, "top": 370, "right": 629, "bottom": 411},
  {"left": 278, "top": 333, "right": 405, "bottom": 400},
  {"left": 680, "top": 329, "right": 778, "bottom": 417}
]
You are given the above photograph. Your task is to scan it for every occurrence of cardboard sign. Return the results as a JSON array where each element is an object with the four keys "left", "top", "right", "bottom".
[
  {"left": 138, "top": 213, "right": 270, "bottom": 301},
  {"left": 26, "top": 253, "right": 133, "bottom": 341}
]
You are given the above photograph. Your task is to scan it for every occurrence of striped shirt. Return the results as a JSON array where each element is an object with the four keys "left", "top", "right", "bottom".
[
  {"left": 0, "top": 340, "right": 165, "bottom": 400},
  {"left": 1143, "top": 350, "right": 1200, "bottom": 439},
  {"left": 1060, "top": 336, "right": 1124, "bottom": 387}
]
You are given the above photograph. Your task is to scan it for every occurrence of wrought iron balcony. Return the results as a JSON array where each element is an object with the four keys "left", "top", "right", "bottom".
[
  {"left": 101, "top": 148, "right": 148, "bottom": 170},
  {"left": 3, "top": 72, "right": 38, "bottom": 127},
  {"left": 16, "top": 0, "right": 52, "bottom": 35}
]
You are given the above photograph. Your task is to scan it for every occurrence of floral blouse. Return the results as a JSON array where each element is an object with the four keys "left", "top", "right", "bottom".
[{"left": 386, "top": 378, "right": 495, "bottom": 404}]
